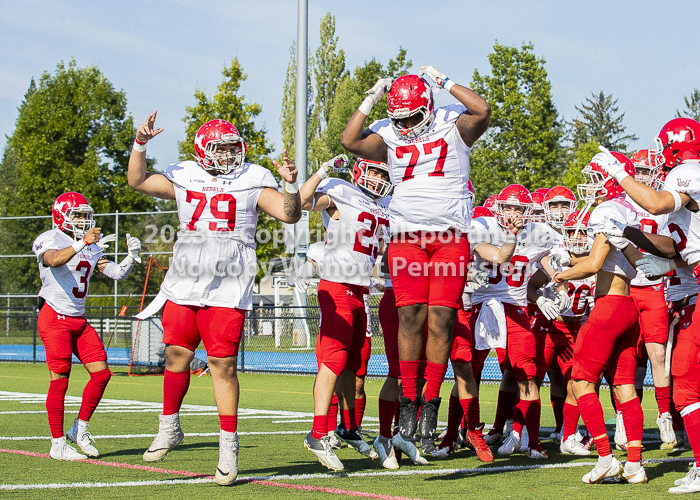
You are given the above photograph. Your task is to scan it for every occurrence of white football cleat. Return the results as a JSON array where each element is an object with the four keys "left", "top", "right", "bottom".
[
  {"left": 392, "top": 433, "right": 429, "bottom": 465},
  {"left": 657, "top": 412, "right": 678, "bottom": 450},
  {"left": 143, "top": 413, "right": 185, "bottom": 462},
  {"left": 614, "top": 411, "right": 627, "bottom": 451},
  {"left": 498, "top": 430, "right": 522, "bottom": 455},
  {"left": 519, "top": 427, "right": 529, "bottom": 452},
  {"left": 50, "top": 436, "right": 86, "bottom": 461},
  {"left": 66, "top": 418, "right": 99, "bottom": 457},
  {"left": 374, "top": 435, "right": 399, "bottom": 470},
  {"left": 334, "top": 426, "right": 378, "bottom": 459},
  {"left": 622, "top": 461, "right": 647, "bottom": 484},
  {"left": 582, "top": 455, "right": 623, "bottom": 484},
  {"left": 327, "top": 431, "right": 341, "bottom": 450},
  {"left": 304, "top": 431, "right": 344, "bottom": 471},
  {"left": 673, "top": 466, "right": 699, "bottom": 489},
  {"left": 215, "top": 430, "right": 239, "bottom": 486},
  {"left": 560, "top": 434, "right": 591, "bottom": 456}
]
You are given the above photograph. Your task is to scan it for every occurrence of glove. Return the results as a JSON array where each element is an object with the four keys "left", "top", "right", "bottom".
[
  {"left": 594, "top": 145, "right": 630, "bottom": 183},
  {"left": 95, "top": 233, "right": 117, "bottom": 250},
  {"left": 470, "top": 269, "right": 489, "bottom": 288},
  {"left": 549, "top": 253, "right": 570, "bottom": 270},
  {"left": 586, "top": 294, "right": 595, "bottom": 310},
  {"left": 288, "top": 274, "right": 311, "bottom": 293},
  {"left": 636, "top": 254, "right": 677, "bottom": 277},
  {"left": 600, "top": 220, "right": 628, "bottom": 249},
  {"left": 554, "top": 289, "right": 571, "bottom": 312},
  {"left": 126, "top": 233, "right": 142, "bottom": 264},
  {"left": 358, "top": 78, "right": 393, "bottom": 115},
  {"left": 536, "top": 296, "right": 560, "bottom": 321},
  {"left": 418, "top": 65, "right": 455, "bottom": 91},
  {"left": 317, "top": 154, "right": 350, "bottom": 179},
  {"left": 370, "top": 276, "right": 385, "bottom": 291}
]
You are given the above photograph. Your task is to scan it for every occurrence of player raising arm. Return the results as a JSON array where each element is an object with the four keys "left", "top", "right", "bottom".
[{"left": 127, "top": 113, "right": 300, "bottom": 485}]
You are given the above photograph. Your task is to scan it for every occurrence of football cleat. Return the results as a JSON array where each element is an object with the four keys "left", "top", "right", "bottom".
[
  {"left": 143, "top": 413, "right": 185, "bottom": 462},
  {"left": 418, "top": 397, "right": 441, "bottom": 446},
  {"left": 457, "top": 425, "right": 467, "bottom": 448},
  {"left": 549, "top": 429, "right": 563, "bottom": 445},
  {"left": 49, "top": 436, "right": 86, "bottom": 461},
  {"left": 66, "top": 418, "right": 99, "bottom": 457},
  {"left": 483, "top": 430, "right": 503, "bottom": 446},
  {"left": 398, "top": 396, "right": 421, "bottom": 439},
  {"left": 432, "top": 437, "right": 458, "bottom": 458},
  {"left": 614, "top": 411, "right": 628, "bottom": 451},
  {"left": 392, "top": 433, "right": 429, "bottom": 465},
  {"left": 519, "top": 427, "right": 529, "bottom": 452},
  {"left": 560, "top": 434, "right": 591, "bottom": 455},
  {"left": 327, "top": 431, "right": 341, "bottom": 450},
  {"left": 498, "top": 430, "right": 522, "bottom": 455},
  {"left": 675, "top": 430, "right": 688, "bottom": 451},
  {"left": 673, "top": 466, "right": 699, "bottom": 488},
  {"left": 579, "top": 430, "right": 595, "bottom": 451},
  {"left": 466, "top": 424, "right": 494, "bottom": 462},
  {"left": 215, "top": 430, "right": 239, "bottom": 486},
  {"left": 373, "top": 435, "right": 399, "bottom": 470},
  {"left": 527, "top": 443, "right": 548, "bottom": 459},
  {"left": 582, "top": 456, "right": 623, "bottom": 484},
  {"left": 657, "top": 412, "right": 678, "bottom": 450},
  {"left": 622, "top": 461, "right": 647, "bottom": 484},
  {"left": 420, "top": 436, "right": 437, "bottom": 456},
  {"left": 304, "top": 432, "right": 344, "bottom": 471},
  {"left": 335, "top": 425, "right": 378, "bottom": 459}
]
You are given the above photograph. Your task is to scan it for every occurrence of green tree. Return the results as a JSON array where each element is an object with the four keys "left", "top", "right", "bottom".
[
  {"left": 0, "top": 60, "right": 156, "bottom": 296},
  {"left": 280, "top": 42, "right": 313, "bottom": 162},
  {"left": 562, "top": 139, "right": 600, "bottom": 193},
  {"left": 677, "top": 89, "right": 700, "bottom": 122},
  {"left": 469, "top": 42, "right": 563, "bottom": 203},
  {"left": 570, "top": 91, "right": 638, "bottom": 152}
]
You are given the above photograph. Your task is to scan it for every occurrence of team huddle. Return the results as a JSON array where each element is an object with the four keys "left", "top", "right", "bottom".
[{"left": 31, "top": 65, "right": 700, "bottom": 493}]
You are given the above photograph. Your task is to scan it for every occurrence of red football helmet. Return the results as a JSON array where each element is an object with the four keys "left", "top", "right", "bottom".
[
  {"left": 484, "top": 195, "right": 497, "bottom": 210},
  {"left": 562, "top": 210, "right": 591, "bottom": 254},
  {"left": 653, "top": 118, "right": 700, "bottom": 169},
  {"left": 630, "top": 149, "right": 664, "bottom": 189},
  {"left": 387, "top": 75, "right": 434, "bottom": 140},
  {"left": 535, "top": 188, "right": 550, "bottom": 195},
  {"left": 352, "top": 159, "right": 392, "bottom": 199},
  {"left": 495, "top": 184, "right": 532, "bottom": 228},
  {"left": 193, "top": 119, "right": 247, "bottom": 175},
  {"left": 52, "top": 192, "right": 95, "bottom": 239},
  {"left": 543, "top": 186, "right": 577, "bottom": 229},
  {"left": 529, "top": 191, "right": 546, "bottom": 223},
  {"left": 467, "top": 180, "right": 475, "bottom": 205},
  {"left": 577, "top": 151, "right": 635, "bottom": 203},
  {"left": 472, "top": 206, "right": 495, "bottom": 218}
]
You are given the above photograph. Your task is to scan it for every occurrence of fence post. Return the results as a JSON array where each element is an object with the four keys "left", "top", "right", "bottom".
[
  {"left": 33, "top": 308, "right": 37, "bottom": 363},
  {"left": 114, "top": 210, "right": 119, "bottom": 310},
  {"left": 100, "top": 307, "right": 104, "bottom": 342},
  {"left": 240, "top": 320, "right": 246, "bottom": 373},
  {"left": 6, "top": 295, "right": 9, "bottom": 337}
]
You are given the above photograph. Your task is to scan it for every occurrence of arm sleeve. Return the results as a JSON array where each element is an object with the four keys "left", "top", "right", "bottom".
[{"left": 101, "top": 256, "right": 135, "bottom": 281}]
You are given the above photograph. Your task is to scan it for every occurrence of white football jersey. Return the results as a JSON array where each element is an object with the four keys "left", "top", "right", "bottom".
[
  {"left": 159, "top": 160, "right": 278, "bottom": 310},
  {"left": 370, "top": 104, "right": 472, "bottom": 234},
  {"left": 470, "top": 217, "right": 559, "bottom": 307},
  {"left": 663, "top": 161, "right": 700, "bottom": 267},
  {"left": 666, "top": 266, "right": 699, "bottom": 303},
  {"left": 33, "top": 229, "right": 104, "bottom": 317},
  {"left": 626, "top": 196, "right": 670, "bottom": 286},
  {"left": 588, "top": 197, "right": 640, "bottom": 280},
  {"left": 316, "top": 179, "right": 390, "bottom": 287},
  {"left": 462, "top": 282, "right": 475, "bottom": 311}
]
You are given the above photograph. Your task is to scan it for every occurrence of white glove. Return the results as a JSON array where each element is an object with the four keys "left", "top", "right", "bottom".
[
  {"left": 370, "top": 276, "right": 385, "bottom": 291},
  {"left": 536, "top": 296, "right": 560, "bottom": 321},
  {"left": 288, "top": 274, "right": 311, "bottom": 293},
  {"left": 549, "top": 253, "right": 570, "bottom": 270},
  {"left": 359, "top": 78, "right": 393, "bottom": 115},
  {"left": 126, "top": 233, "right": 142, "bottom": 264},
  {"left": 595, "top": 145, "right": 630, "bottom": 183},
  {"left": 95, "top": 233, "right": 117, "bottom": 249},
  {"left": 586, "top": 294, "right": 595, "bottom": 310},
  {"left": 418, "top": 65, "right": 455, "bottom": 91},
  {"left": 600, "top": 220, "right": 628, "bottom": 249},
  {"left": 554, "top": 289, "right": 571, "bottom": 312},
  {"left": 470, "top": 269, "right": 489, "bottom": 288},
  {"left": 636, "top": 254, "right": 677, "bottom": 277},
  {"left": 317, "top": 154, "right": 349, "bottom": 179}
]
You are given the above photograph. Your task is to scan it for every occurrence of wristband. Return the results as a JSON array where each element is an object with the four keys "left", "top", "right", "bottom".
[
  {"left": 71, "top": 239, "right": 86, "bottom": 253},
  {"left": 442, "top": 78, "right": 455, "bottom": 92},
  {"left": 133, "top": 141, "right": 147, "bottom": 153},
  {"left": 358, "top": 96, "right": 375, "bottom": 116},
  {"left": 285, "top": 181, "right": 299, "bottom": 194},
  {"left": 552, "top": 272, "right": 564, "bottom": 284},
  {"left": 668, "top": 189, "right": 683, "bottom": 212},
  {"left": 613, "top": 170, "right": 630, "bottom": 183},
  {"left": 317, "top": 165, "right": 330, "bottom": 180},
  {"left": 134, "top": 137, "right": 147, "bottom": 145}
]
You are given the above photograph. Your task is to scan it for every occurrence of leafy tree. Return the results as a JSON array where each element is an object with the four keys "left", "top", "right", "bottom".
[
  {"left": 469, "top": 42, "right": 563, "bottom": 203},
  {"left": 677, "top": 89, "right": 700, "bottom": 122},
  {"left": 562, "top": 139, "right": 600, "bottom": 193},
  {"left": 570, "top": 91, "right": 637, "bottom": 152},
  {"left": 280, "top": 42, "right": 313, "bottom": 162},
  {"left": 0, "top": 60, "right": 156, "bottom": 296}
]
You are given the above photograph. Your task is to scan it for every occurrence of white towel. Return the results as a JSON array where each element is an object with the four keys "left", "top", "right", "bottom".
[
  {"left": 474, "top": 298, "right": 507, "bottom": 351},
  {"left": 135, "top": 291, "right": 168, "bottom": 320}
]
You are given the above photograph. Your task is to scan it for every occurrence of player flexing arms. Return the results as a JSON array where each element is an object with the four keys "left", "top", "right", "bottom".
[
  {"left": 33, "top": 192, "right": 141, "bottom": 460},
  {"left": 341, "top": 66, "right": 490, "bottom": 445},
  {"left": 127, "top": 114, "right": 301, "bottom": 485},
  {"left": 298, "top": 156, "right": 391, "bottom": 472}
]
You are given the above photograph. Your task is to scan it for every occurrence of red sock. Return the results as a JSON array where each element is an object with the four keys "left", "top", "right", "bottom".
[
  {"left": 327, "top": 395, "right": 339, "bottom": 433},
  {"left": 219, "top": 414, "right": 238, "bottom": 433},
  {"left": 444, "top": 394, "right": 463, "bottom": 440},
  {"left": 355, "top": 398, "right": 367, "bottom": 428},
  {"left": 562, "top": 402, "right": 580, "bottom": 441},
  {"left": 163, "top": 369, "right": 190, "bottom": 416},
  {"left": 492, "top": 391, "right": 519, "bottom": 434},
  {"left": 341, "top": 408, "right": 358, "bottom": 431},
  {"left": 46, "top": 378, "right": 69, "bottom": 439},
  {"left": 312, "top": 415, "right": 327, "bottom": 439},
  {"left": 655, "top": 386, "right": 671, "bottom": 416},
  {"left": 379, "top": 399, "right": 397, "bottom": 439},
  {"left": 399, "top": 360, "right": 420, "bottom": 400},
  {"left": 518, "top": 399, "right": 542, "bottom": 446},
  {"left": 460, "top": 397, "right": 481, "bottom": 431},
  {"left": 578, "top": 392, "right": 611, "bottom": 456},
  {"left": 627, "top": 445, "right": 642, "bottom": 463},
  {"left": 682, "top": 407, "right": 700, "bottom": 468},
  {"left": 78, "top": 369, "right": 111, "bottom": 422},
  {"left": 423, "top": 362, "right": 448, "bottom": 401},
  {"left": 551, "top": 395, "right": 565, "bottom": 433},
  {"left": 619, "top": 398, "right": 644, "bottom": 443}
]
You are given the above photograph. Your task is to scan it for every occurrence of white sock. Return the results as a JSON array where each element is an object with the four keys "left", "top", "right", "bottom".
[{"left": 598, "top": 454, "right": 612, "bottom": 467}]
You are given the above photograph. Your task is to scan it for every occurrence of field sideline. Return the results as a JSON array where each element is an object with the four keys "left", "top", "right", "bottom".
[{"left": 0, "top": 363, "right": 693, "bottom": 499}]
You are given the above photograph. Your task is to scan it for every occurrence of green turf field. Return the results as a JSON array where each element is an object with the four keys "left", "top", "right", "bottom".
[{"left": 0, "top": 362, "right": 693, "bottom": 499}]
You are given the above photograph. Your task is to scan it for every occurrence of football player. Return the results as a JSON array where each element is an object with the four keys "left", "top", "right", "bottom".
[
  {"left": 127, "top": 113, "right": 301, "bottom": 485},
  {"left": 33, "top": 192, "right": 141, "bottom": 460},
  {"left": 341, "top": 66, "right": 490, "bottom": 446},
  {"left": 298, "top": 156, "right": 391, "bottom": 471}
]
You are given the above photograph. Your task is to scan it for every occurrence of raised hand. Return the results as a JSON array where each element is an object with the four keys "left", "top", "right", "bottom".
[
  {"left": 272, "top": 149, "right": 298, "bottom": 184},
  {"left": 126, "top": 233, "right": 142, "bottom": 264},
  {"left": 135, "top": 111, "right": 164, "bottom": 144},
  {"left": 418, "top": 66, "right": 451, "bottom": 89},
  {"left": 84, "top": 227, "right": 102, "bottom": 245},
  {"left": 95, "top": 233, "right": 117, "bottom": 249}
]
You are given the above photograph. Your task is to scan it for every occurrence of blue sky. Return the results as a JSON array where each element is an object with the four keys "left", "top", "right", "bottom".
[{"left": 1, "top": 0, "right": 698, "bottom": 170}]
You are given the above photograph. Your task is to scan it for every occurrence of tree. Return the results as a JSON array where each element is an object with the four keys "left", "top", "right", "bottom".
[
  {"left": 469, "top": 42, "right": 563, "bottom": 203},
  {"left": 570, "top": 91, "right": 637, "bottom": 152},
  {"left": 562, "top": 139, "right": 600, "bottom": 193},
  {"left": 677, "top": 89, "right": 700, "bottom": 122},
  {"left": 279, "top": 42, "right": 313, "bottom": 162},
  {"left": 0, "top": 60, "right": 156, "bottom": 295}
]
